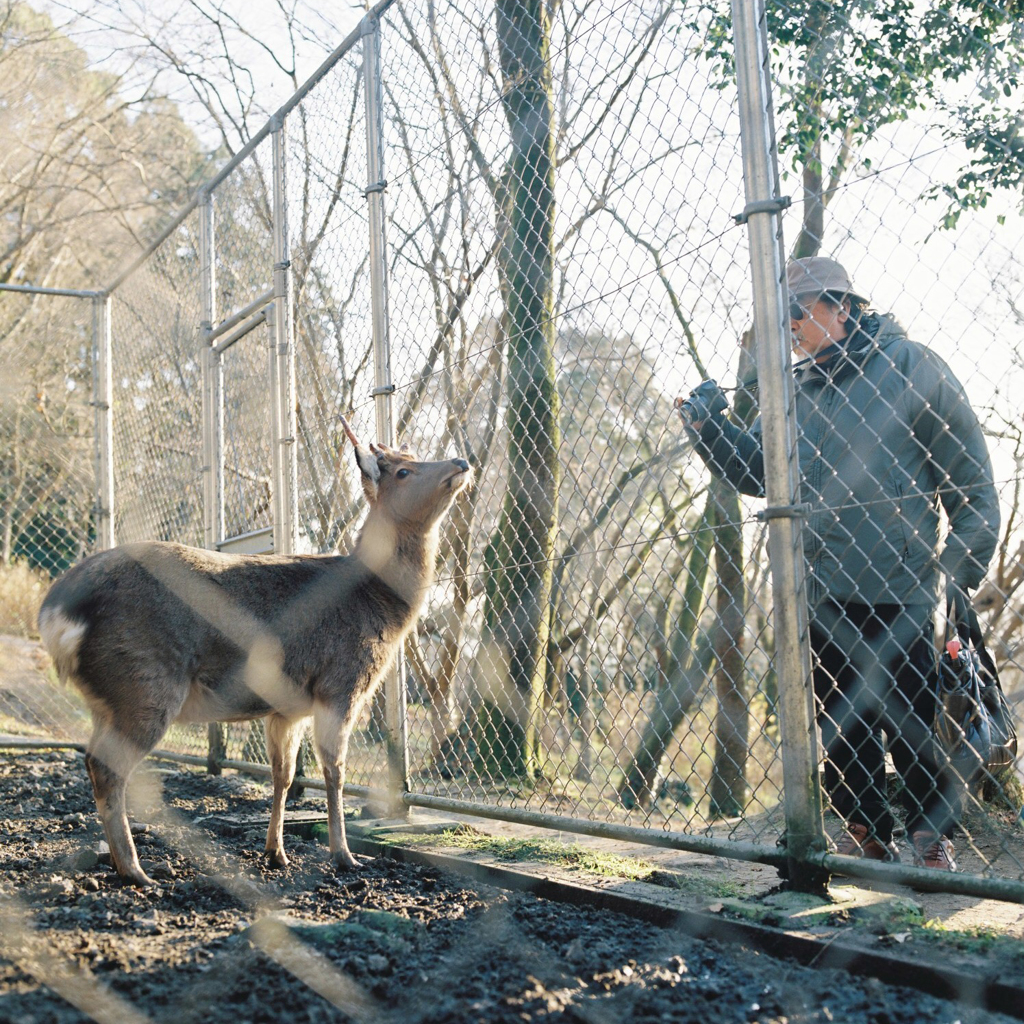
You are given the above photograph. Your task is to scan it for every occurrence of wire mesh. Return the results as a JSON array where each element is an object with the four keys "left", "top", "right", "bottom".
[
  {"left": 372, "top": 0, "right": 1023, "bottom": 885},
  {"left": 0, "top": 290, "right": 95, "bottom": 742},
  {"left": 750, "top": 0, "right": 1024, "bottom": 879},
  {"left": 219, "top": 325, "right": 274, "bottom": 543},
  {"left": 110, "top": 215, "right": 205, "bottom": 550},
  {"left": 687, "top": 0, "right": 1024, "bottom": 880},
  {"left": 287, "top": 48, "right": 372, "bottom": 559},
  {"left": 375, "top": 0, "right": 789, "bottom": 845},
  {"left": 5, "top": 4, "right": 1024, "bottom": 1022},
  {"left": 106, "top": 214, "right": 208, "bottom": 760},
  {"left": 212, "top": 143, "right": 275, "bottom": 323},
  {"left": 0, "top": 292, "right": 95, "bottom": 575},
  {"left": 281, "top": 47, "right": 389, "bottom": 788},
  {"left": 1, "top": 0, "right": 1021, "bottom": 898}
]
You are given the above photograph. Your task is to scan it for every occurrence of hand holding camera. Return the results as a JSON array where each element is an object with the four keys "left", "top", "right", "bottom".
[{"left": 675, "top": 379, "right": 728, "bottom": 431}]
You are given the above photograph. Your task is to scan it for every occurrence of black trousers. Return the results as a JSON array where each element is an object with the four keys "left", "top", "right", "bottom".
[{"left": 810, "top": 600, "right": 961, "bottom": 840}]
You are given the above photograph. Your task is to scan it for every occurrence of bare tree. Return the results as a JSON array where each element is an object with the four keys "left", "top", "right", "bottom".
[{"left": 0, "top": 1, "right": 202, "bottom": 573}]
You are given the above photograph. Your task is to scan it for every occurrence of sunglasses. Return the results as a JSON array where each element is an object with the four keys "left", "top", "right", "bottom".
[{"left": 789, "top": 298, "right": 813, "bottom": 320}]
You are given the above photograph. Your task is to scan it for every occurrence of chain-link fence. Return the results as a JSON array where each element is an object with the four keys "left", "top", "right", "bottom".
[{"left": 2, "top": 0, "right": 1022, "bottom": 900}]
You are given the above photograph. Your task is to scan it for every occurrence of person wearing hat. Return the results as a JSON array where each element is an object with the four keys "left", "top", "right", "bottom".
[{"left": 677, "top": 257, "right": 1000, "bottom": 872}]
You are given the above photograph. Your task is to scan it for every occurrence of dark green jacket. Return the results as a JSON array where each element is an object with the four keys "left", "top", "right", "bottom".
[{"left": 693, "top": 315, "right": 1000, "bottom": 607}]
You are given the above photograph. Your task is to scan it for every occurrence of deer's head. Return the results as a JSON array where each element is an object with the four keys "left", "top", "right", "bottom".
[{"left": 340, "top": 416, "right": 473, "bottom": 534}]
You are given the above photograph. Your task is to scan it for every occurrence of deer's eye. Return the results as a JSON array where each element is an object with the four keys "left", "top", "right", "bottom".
[{"left": 396, "top": 468, "right": 411, "bottom": 480}]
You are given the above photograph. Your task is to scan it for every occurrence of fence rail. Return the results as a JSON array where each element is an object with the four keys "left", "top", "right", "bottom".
[{"left": 2, "top": 0, "right": 1022, "bottom": 904}]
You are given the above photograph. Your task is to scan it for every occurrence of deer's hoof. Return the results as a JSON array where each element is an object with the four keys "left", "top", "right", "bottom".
[
  {"left": 331, "top": 849, "right": 360, "bottom": 872},
  {"left": 120, "top": 868, "right": 156, "bottom": 888},
  {"left": 266, "top": 849, "right": 290, "bottom": 870}
]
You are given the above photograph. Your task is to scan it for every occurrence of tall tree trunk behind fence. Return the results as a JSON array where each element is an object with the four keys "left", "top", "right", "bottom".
[
  {"left": 475, "top": 0, "right": 559, "bottom": 779},
  {"left": 708, "top": 476, "right": 749, "bottom": 816},
  {"left": 618, "top": 497, "right": 716, "bottom": 808},
  {"left": 707, "top": 333, "right": 757, "bottom": 816}
]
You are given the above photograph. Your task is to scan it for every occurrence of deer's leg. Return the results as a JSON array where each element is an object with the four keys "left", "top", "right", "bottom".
[
  {"left": 313, "top": 702, "right": 358, "bottom": 871},
  {"left": 264, "top": 714, "right": 305, "bottom": 869},
  {"left": 85, "top": 719, "right": 158, "bottom": 887}
]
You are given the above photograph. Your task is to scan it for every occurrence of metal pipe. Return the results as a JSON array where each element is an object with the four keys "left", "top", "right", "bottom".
[
  {"left": 212, "top": 356, "right": 225, "bottom": 548},
  {"left": 199, "top": 191, "right": 221, "bottom": 552},
  {"left": 364, "top": 20, "right": 394, "bottom": 453},
  {"left": 209, "top": 289, "right": 274, "bottom": 342},
  {"left": 200, "top": 191, "right": 227, "bottom": 758},
  {"left": 268, "top": 307, "right": 285, "bottom": 553},
  {"left": 212, "top": 309, "right": 267, "bottom": 356},
  {"left": 101, "top": 0, "right": 402, "bottom": 297},
  {"left": 403, "top": 793, "right": 787, "bottom": 867},
  {"left": 818, "top": 852, "right": 1024, "bottom": 904},
  {"left": 11, "top": 736, "right": 1024, "bottom": 903},
  {"left": 0, "top": 283, "right": 99, "bottom": 299},
  {"left": 91, "top": 296, "right": 115, "bottom": 550},
  {"left": 731, "top": 0, "right": 827, "bottom": 893},
  {"left": 271, "top": 117, "right": 298, "bottom": 556},
  {"left": 0, "top": 738, "right": 84, "bottom": 751},
  {"left": 363, "top": 13, "right": 408, "bottom": 820}
]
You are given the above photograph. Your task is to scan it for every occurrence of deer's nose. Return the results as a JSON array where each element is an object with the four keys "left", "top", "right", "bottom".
[{"left": 452, "top": 458, "right": 470, "bottom": 472}]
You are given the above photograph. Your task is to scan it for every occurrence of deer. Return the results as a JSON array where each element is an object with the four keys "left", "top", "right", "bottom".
[{"left": 38, "top": 417, "right": 472, "bottom": 886}]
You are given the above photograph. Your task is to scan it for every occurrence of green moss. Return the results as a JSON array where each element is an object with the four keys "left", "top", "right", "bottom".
[
  {"left": 429, "top": 829, "right": 654, "bottom": 879},
  {"left": 326, "top": 823, "right": 748, "bottom": 899},
  {"left": 648, "top": 870, "right": 747, "bottom": 900},
  {"left": 911, "top": 917, "right": 1024, "bottom": 959},
  {"left": 473, "top": 701, "right": 534, "bottom": 779},
  {"left": 350, "top": 908, "right": 423, "bottom": 939}
]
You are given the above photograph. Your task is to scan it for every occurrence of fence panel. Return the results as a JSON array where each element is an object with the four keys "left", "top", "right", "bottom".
[
  {"left": 287, "top": 46, "right": 372, "bottom": 557},
  {"left": 375, "top": 0, "right": 788, "bottom": 847},
  {"left": 1, "top": 0, "right": 1021, "bottom": 897},
  {"left": 0, "top": 288, "right": 96, "bottom": 741},
  {"left": 110, "top": 215, "right": 205, "bottom": 549},
  {"left": 218, "top": 325, "right": 275, "bottom": 544}
]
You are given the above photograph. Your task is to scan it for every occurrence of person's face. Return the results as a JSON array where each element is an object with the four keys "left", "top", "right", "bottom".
[{"left": 790, "top": 295, "right": 849, "bottom": 359}]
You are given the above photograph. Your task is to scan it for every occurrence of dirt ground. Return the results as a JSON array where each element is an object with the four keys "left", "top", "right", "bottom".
[{"left": 0, "top": 750, "right": 1021, "bottom": 1024}]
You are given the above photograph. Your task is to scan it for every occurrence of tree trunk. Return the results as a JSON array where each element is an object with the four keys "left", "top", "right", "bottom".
[
  {"left": 474, "top": 0, "right": 558, "bottom": 779},
  {"left": 429, "top": 494, "right": 474, "bottom": 772},
  {"left": 707, "top": 329, "right": 756, "bottom": 816},
  {"left": 618, "top": 635, "right": 716, "bottom": 810},
  {"left": 618, "top": 496, "right": 716, "bottom": 808},
  {"left": 708, "top": 476, "right": 749, "bottom": 816}
]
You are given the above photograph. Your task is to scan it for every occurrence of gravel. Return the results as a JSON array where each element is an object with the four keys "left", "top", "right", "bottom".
[{"left": 0, "top": 750, "right": 1016, "bottom": 1024}]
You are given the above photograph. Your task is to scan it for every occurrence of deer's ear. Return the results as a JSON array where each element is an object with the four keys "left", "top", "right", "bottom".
[{"left": 353, "top": 444, "right": 381, "bottom": 501}]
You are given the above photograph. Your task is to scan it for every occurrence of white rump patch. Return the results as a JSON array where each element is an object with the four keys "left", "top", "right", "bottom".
[{"left": 38, "top": 608, "right": 87, "bottom": 682}]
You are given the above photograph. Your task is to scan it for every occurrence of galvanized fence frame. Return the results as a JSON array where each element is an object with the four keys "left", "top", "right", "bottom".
[{"left": 2, "top": 0, "right": 1022, "bottom": 904}]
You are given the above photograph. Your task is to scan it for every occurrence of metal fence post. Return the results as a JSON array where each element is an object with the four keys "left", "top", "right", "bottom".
[
  {"left": 199, "top": 187, "right": 226, "bottom": 772},
  {"left": 200, "top": 188, "right": 222, "bottom": 551},
  {"left": 731, "top": 0, "right": 829, "bottom": 892},
  {"left": 364, "top": 13, "right": 409, "bottom": 818},
  {"left": 268, "top": 304, "right": 284, "bottom": 551},
  {"left": 91, "top": 295, "right": 115, "bottom": 550},
  {"left": 271, "top": 115, "right": 299, "bottom": 557}
]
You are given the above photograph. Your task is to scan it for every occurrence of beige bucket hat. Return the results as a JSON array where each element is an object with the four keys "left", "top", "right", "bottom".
[{"left": 787, "top": 257, "right": 868, "bottom": 303}]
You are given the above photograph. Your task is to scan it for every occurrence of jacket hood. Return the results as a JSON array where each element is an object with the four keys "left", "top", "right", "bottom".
[
  {"left": 800, "top": 311, "right": 908, "bottom": 379},
  {"left": 865, "top": 313, "right": 908, "bottom": 349}
]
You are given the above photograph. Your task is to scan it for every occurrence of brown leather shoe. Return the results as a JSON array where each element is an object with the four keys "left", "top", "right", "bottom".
[
  {"left": 833, "top": 823, "right": 900, "bottom": 862},
  {"left": 911, "top": 831, "right": 957, "bottom": 872}
]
